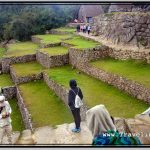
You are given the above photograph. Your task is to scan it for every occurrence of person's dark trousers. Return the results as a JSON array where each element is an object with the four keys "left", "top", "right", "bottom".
[
  {"left": 88, "top": 30, "right": 90, "bottom": 34},
  {"left": 71, "top": 108, "right": 81, "bottom": 129}
]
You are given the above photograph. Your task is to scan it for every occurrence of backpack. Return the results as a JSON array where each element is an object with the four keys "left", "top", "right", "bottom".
[{"left": 71, "top": 88, "right": 83, "bottom": 108}]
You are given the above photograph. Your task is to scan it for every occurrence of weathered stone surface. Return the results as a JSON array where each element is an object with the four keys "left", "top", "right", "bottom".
[
  {"left": 2, "top": 86, "right": 16, "bottom": 100},
  {"left": 125, "top": 114, "right": 150, "bottom": 144},
  {"left": 2, "top": 131, "right": 20, "bottom": 144},
  {"left": 92, "top": 12, "right": 150, "bottom": 49},
  {"left": 16, "top": 129, "right": 36, "bottom": 144}
]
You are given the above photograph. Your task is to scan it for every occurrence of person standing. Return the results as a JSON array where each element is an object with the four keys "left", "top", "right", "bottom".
[
  {"left": 87, "top": 25, "right": 91, "bottom": 35},
  {"left": 0, "top": 95, "right": 12, "bottom": 144},
  {"left": 68, "top": 80, "right": 83, "bottom": 133}
]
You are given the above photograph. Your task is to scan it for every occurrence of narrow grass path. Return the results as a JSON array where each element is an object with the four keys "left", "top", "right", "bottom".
[
  {"left": 0, "top": 47, "right": 5, "bottom": 58},
  {"left": 47, "top": 65, "right": 149, "bottom": 118},
  {"left": 12, "top": 61, "right": 44, "bottom": 77},
  {"left": 19, "top": 80, "right": 73, "bottom": 128},
  {"left": 40, "top": 46, "right": 68, "bottom": 55},
  {"left": 0, "top": 74, "right": 13, "bottom": 88},
  {"left": 91, "top": 58, "right": 150, "bottom": 88},
  {"left": 9, "top": 98, "right": 25, "bottom": 131},
  {"left": 55, "top": 27, "right": 76, "bottom": 33}
]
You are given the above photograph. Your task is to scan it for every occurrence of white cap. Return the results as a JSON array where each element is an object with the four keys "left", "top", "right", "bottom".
[{"left": 0, "top": 96, "right": 5, "bottom": 102}]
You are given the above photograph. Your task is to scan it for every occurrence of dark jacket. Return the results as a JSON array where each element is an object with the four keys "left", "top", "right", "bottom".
[{"left": 68, "top": 87, "right": 83, "bottom": 110}]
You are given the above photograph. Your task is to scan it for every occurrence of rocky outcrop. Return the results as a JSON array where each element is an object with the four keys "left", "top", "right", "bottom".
[{"left": 92, "top": 12, "right": 150, "bottom": 49}]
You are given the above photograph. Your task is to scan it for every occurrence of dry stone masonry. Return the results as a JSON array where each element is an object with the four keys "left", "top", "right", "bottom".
[
  {"left": 92, "top": 12, "right": 150, "bottom": 49},
  {"left": 36, "top": 51, "right": 69, "bottom": 68},
  {"left": 2, "top": 54, "right": 36, "bottom": 73}
]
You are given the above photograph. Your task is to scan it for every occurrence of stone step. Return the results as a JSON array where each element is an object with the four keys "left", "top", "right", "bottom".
[{"left": 2, "top": 131, "right": 20, "bottom": 144}]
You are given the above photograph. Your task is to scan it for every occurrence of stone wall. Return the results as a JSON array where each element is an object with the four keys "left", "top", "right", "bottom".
[
  {"left": 92, "top": 12, "right": 150, "bottom": 49},
  {"left": 16, "top": 87, "right": 33, "bottom": 130},
  {"left": 69, "top": 47, "right": 109, "bottom": 67},
  {"left": 10, "top": 66, "right": 43, "bottom": 85},
  {"left": 1, "top": 54, "right": 36, "bottom": 73},
  {"left": 1, "top": 86, "right": 16, "bottom": 100},
  {"left": 78, "top": 33, "right": 150, "bottom": 63},
  {"left": 69, "top": 48, "right": 150, "bottom": 104},
  {"left": 36, "top": 51, "right": 69, "bottom": 68},
  {"left": 43, "top": 72, "right": 88, "bottom": 121}
]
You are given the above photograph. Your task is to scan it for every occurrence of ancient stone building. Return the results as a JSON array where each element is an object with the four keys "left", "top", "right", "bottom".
[{"left": 78, "top": 5, "right": 104, "bottom": 23}]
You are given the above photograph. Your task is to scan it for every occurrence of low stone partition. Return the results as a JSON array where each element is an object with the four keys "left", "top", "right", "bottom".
[
  {"left": 48, "top": 29, "right": 69, "bottom": 35},
  {"left": 1, "top": 86, "right": 16, "bottom": 100},
  {"left": 10, "top": 66, "right": 43, "bottom": 85},
  {"left": 1, "top": 54, "right": 36, "bottom": 73},
  {"left": 16, "top": 87, "right": 33, "bottom": 130},
  {"left": 108, "top": 48, "right": 150, "bottom": 63},
  {"left": 43, "top": 72, "right": 88, "bottom": 121},
  {"left": 78, "top": 63, "right": 150, "bottom": 104},
  {"left": 69, "top": 47, "right": 109, "bottom": 67},
  {"left": 31, "top": 36, "right": 41, "bottom": 44},
  {"left": 36, "top": 51, "right": 69, "bottom": 68}
]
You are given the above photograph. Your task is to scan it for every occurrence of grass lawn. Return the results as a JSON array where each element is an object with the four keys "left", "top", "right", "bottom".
[
  {"left": 18, "top": 80, "right": 73, "bottom": 128},
  {"left": 47, "top": 65, "right": 149, "bottom": 118},
  {"left": 64, "top": 36, "right": 100, "bottom": 50},
  {"left": 0, "top": 74, "right": 13, "bottom": 88},
  {"left": 5, "top": 42, "right": 39, "bottom": 57},
  {"left": 55, "top": 27, "right": 76, "bottom": 33},
  {"left": 34, "top": 34, "right": 72, "bottom": 44},
  {"left": 40, "top": 46, "right": 68, "bottom": 56},
  {"left": 0, "top": 47, "right": 5, "bottom": 58},
  {"left": 9, "top": 98, "right": 25, "bottom": 131},
  {"left": 91, "top": 58, "right": 150, "bottom": 88},
  {"left": 12, "top": 62, "right": 44, "bottom": 77}
]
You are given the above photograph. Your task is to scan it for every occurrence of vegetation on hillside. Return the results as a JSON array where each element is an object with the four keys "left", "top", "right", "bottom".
[{"left": 0, "top": 5, "right": 80, "bottom": 42}]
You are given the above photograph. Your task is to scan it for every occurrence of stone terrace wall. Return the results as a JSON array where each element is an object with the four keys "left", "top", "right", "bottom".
[
  {"left": 1, "top": 54, "right": 36, "bottom": 73},
  {"left": 2, "top": 86, "right": 16, "bottom": 100},
  {"left": 10, "top": 66, "right": 43, "bottom": 85},
  {"left": 43, "top": 72, "right": 88, "bottom": 121},
  {"left": 36, "top": 51, "right": 69, "bottom": 68},
  {"left": 93, "top": 12, "right": 150, "bottom": 49},
  {"left": 69, "top": 48, "right": 150, "bottom": 104},
  {"left": 69, "top": 47, "right": 109, "bottom": 67},
  {"left": 79, "top": 33, "right": 150, "bottom": 63},
  {"left": 31, "top": 35, "right": 61, "bottom": 48},
  {"left": 16, "top": 87, "right": 33, "bottom": 130},
  {"left": 80, "top": 63, "right": 150, "bottom": 104}
]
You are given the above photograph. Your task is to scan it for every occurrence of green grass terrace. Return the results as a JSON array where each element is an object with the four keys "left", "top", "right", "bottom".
[
  {"left": 0, "top": 74, "right": 13, "bottom": 88},
  {"left": 40, "top": 46, "right": 68, "bottom": 56},
  {"left": 33, "top": 34, "right": 72, "bottom": 45},
  {"left": 5, "top": 42, "right": 39, "bottom": 57},
  {"left": 46, "top": 65, "right": 149, "bottom": 118},
  {"left": 12, "top": 62, "right": 44, "bottom": 77},
  {"left": 64, "top": 36, "right": 100, "bottom": 50},
  {"left": 9, "top": 98, "right": 25, "bottom": 131},
  {"left": 0, "top": 47, "right": 5, "bottom": 58},
  {"left": 19, "top": 80, "right": 72, "bottom": 128},
  {"left": 90, "top": 58, "right": 150, "bottom": 88}
]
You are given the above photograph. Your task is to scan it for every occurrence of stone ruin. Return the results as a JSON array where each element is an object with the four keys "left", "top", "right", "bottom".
[{"left": 0, "top": 15, "right": 150, "bottom": 145}]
